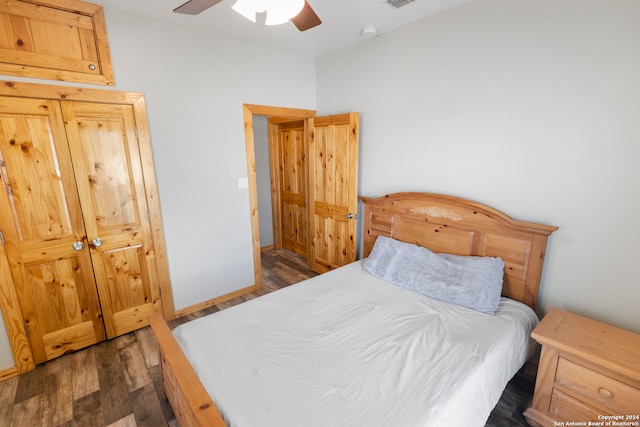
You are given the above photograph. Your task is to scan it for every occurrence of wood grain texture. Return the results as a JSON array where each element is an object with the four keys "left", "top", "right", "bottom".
[
  {"left": 61, "top": 100, "right": 163, "bottom": 339},
  {"left": 277, "top": 120, "right": 308, "bottom": 257},
  {"left": 0, "top": 366, "right": 18, "bottom": 382},
  {"left": 242, "top": 104, "right": 316, "bottom": 292},
  {"left": 0, "top": 243, "right": 34, "bottom": 372},
  {"left": 133, "top": 96, "right": 175, "bottom": 321},
  {"left": 524, "top": 308, "right": 640, "bottom": 426},
  {"left": 531, "top": 308, "right": 640, "bottom": 383},
  {"left": 0, "top": 0, "right": 114, "bottom": 85},
  {"left": 0, "top": 83, "right": 173, "bottom": 372},
  {"left": 149, "top": 314, "right": 226, "bottom": 427},
  {"left": 0, "top": 249, "right": 533, "bottom": 426},
  {"left": 0, "top": 80, "right": 139, "bottom": 103},
  {"left": 361, "top": 192, "right": 558, "bottom": 309},
  {"left": 0, "top": 97, "right": 105, "bottom": 365},
  {"left": 308, "top": 113, "right": 359, "bottom": 273},
  {"left": 157, "top": 190, "right": 549, "bottom": 427}
]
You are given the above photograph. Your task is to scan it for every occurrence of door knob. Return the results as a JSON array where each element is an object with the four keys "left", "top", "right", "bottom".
[
  {"left": 346, "top": 213, "right": 359, "bottom": 219},
  {"left": 72, "top": 241, "right": 84, "bottom": 251},
  {"left": 92, "top": 238, "right": 103, "bottom": 247}
]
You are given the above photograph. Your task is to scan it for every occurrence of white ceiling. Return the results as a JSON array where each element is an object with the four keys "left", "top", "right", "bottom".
[{"left": 93, "top": 0, "right": 472, "bottom": 58}]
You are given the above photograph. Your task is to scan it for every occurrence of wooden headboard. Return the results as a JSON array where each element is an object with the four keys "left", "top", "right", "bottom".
[{"left": 360, "top": 193, "right": 558, "bottom": 310}]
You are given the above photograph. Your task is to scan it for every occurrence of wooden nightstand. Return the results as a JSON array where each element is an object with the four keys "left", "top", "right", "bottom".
[{"left": 524, "top": 308, "right": 640, "bottom": 427}]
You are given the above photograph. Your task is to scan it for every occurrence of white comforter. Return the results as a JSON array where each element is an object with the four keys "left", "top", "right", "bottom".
[{"left": 173, "top": 260, "right": 538, "bottom": 427}]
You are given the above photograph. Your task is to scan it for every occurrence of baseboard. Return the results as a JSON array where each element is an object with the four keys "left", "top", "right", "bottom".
[
  {"left": 260, "top": 244, "right": 275, "bottom": 252},
  {"left": 0, "top": 365, "right": 18, "bottom": 382},
  {"left": 173, "top": 284, "right": 258, "bottom": 318}
]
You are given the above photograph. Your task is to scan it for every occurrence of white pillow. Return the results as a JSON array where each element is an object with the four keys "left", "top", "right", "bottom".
[{"left": 364, "top": 236, "right": 504, "bottom": 315}]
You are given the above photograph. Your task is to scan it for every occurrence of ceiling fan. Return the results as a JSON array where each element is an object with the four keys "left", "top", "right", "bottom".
[{"left": 173, "top": 0, "right": 322, "bottom": 31}]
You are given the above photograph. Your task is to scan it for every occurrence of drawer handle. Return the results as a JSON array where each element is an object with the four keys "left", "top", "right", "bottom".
[{"left": 598, "top": 387, "right": 613, "bottom": 399}]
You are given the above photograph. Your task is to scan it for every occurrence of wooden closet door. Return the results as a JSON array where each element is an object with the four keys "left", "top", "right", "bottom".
[
  {"left": 278, "top": 120, "right": 307, "bottom": 257},
  {"left": 0, "top": 97, "right": 105, "bottom": 364},
  {"left": 61, "top": 101, "right": 162, "bottom": 338},
  {"left": 308, "top": 113, "right": 359, "bottom": 273}
]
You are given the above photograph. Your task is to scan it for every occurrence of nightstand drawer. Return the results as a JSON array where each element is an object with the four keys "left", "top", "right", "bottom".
[
  {"left": 525, "top": 309, "right": 640, "bottom": 427},
  {"left": 550, "top": 389, "right": 605, "bottom": 421},
  {"left": 555, "top": 357, "right": 640, "bottom": 413}
]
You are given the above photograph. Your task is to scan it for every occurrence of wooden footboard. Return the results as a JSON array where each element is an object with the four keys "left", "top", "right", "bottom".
[{"left": 148, "top": 313, "right": 226, "bottom": 427}]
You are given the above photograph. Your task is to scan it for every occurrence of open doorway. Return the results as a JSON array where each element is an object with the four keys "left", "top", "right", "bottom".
[
  {"left": 253, "top": 116, "right": 275, "bottom": 251},
  {"left": 243, "top": 105, "right": 360, "bottom": 290},
  {"left": 254, "top": 117, "right": 308, "bottom": 259},
  {"left": 241, "top": 104, "right": 316, "bottom": 290}
]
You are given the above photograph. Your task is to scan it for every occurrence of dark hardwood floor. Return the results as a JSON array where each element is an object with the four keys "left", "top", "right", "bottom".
[{"left": 0, "top": 249, "right": 535, "bottom": 426}]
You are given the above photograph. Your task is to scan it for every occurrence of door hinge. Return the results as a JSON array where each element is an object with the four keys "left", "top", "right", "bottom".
[
  {"left": 0, "top": 230, "right": 4, "bottom": 246},
  {"left": 24, "top": 324, "right": 29, "bottom": 337}
]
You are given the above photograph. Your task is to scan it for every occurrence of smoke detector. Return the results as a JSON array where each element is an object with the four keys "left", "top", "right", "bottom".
[{"left": 361, "top": 26, "right": 377, "bottom": 37}]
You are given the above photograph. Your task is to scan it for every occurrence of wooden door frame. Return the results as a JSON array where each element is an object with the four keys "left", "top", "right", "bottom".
[
  {"left": 242, "top": 105, "right": 316, "bottom": 290},
  {"left": 0, "top": 80, "right": 175, "bottom": 373}
]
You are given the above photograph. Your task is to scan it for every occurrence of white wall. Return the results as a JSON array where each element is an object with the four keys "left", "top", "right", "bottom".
[
  {"left": 0, "top": 308, "right": 12, "bottom": 370},
  {"left": 3, "top": 0, "right": 638, "bottom": 371},
  {"left": 0, "top": 10, "right": 315, "bottom": 369},
  {"left": 317, "top": 0, "right": 640, "bottom": 332},
  {"left": 102, "top": 12, "right": 315, "bottom": 309},
  {"left": 254, "top": 116, "right": 275, "bottom": 247}
]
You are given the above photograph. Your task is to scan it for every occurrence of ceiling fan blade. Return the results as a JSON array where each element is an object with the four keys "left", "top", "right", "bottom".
[
  {"left": 173, "top": 0, "right": 224, "bottom": 15},
  {"left": 290, "top": 0, "right": 321, "bottom": 31}
]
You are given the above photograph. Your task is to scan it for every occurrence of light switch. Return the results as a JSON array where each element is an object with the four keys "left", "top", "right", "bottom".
[{"left": 238, "top": 177, "right": 249, "bottom": 189}]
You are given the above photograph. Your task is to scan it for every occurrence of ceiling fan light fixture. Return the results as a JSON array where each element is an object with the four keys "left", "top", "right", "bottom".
[
  {"left": 232, "top": 0, "right": 304, "bottom": 26},
  {"left": 232, "top": 0, "right": 261, "bottom": 22},
  {"left": 265, "top": 0, "right": 305, "bottom": 25}
]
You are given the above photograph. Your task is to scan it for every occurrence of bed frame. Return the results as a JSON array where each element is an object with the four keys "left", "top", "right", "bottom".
[
  {"left": 149, "top": 192, "right": 558, "bottom": 426},
  {"left": 360, "top": 192, "right": 558, "bottom": 309}
]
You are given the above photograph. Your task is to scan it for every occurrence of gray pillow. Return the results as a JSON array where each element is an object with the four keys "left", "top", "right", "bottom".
[{"left": 364, "top": 236, "right": 504, "bottom": 315}]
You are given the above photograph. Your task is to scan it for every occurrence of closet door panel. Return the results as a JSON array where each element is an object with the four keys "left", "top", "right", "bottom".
[
  {"left": 0, "top": 98, "right": 76, "bottom": 240},
  {"left": 0, "top": 97, "right": 105, "bottom": 364},
  {"left": 25, "top": 258, "right": 101, "bottom": 361},
  {"left": 100, "top": 245, "right": 157, "bottom": 336},
  {"left": 61, "top": 101, "right": 162, "bottom": 338}
]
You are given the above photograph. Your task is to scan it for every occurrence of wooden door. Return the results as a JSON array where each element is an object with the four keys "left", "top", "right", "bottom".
[
  {"left": 308, "top": 113, "right": 359, "bottom": 273},
  {"left": 277, "top": 120, "right": 307, "bottom": 257},
  {"left": 0, "top": 0, "right": 114, "bottom": 85},
  {"left": 0, "top": 97, "right": 105, "bottom": 364},
  {"left": 61, "top": 101, "right": 162, "bottom": 338}
]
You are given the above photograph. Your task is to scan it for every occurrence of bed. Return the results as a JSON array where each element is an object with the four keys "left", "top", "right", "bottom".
[{"left": 148, "top": 192, "right": 558, "bottom": 427}]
